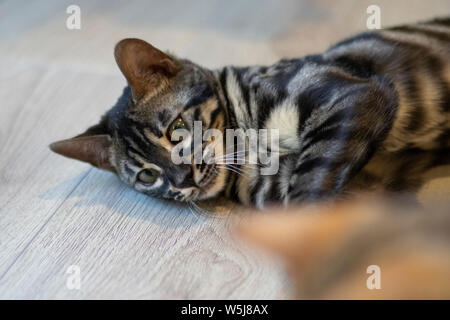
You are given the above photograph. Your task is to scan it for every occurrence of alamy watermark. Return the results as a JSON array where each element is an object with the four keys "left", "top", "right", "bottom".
[
  {"left": 66, "top": 5, "right": 81, "bottom": 30},
  {"left": 170, "top": 121, "right": 280, "bottom": 175},
  {"left": 366, "top": 5, "right": 381, "bottom": 30},
  {"left": 66, "top": 265, "right": 81, "bottom": 290},
  {"left": 366, "top": 265, "right": 381, "bottom": 290}
]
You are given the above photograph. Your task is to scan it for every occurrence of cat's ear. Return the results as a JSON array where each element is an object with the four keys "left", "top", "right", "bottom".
[
  {"left": 114, "top": 38, "right": 181, "bottom": 100},
  {"left": 49, "top": 124, "right": 115, "bottom": 172}
]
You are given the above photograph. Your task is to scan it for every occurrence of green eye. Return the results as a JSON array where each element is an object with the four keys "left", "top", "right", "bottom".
[
  {"left": 168, "top": 117, "right": 186, "bottom": 141},
  {"left": 137, "top": 168, "right": 159, "bottom": 184}
]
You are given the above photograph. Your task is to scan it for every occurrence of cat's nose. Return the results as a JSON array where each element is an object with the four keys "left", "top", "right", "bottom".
[{"left": 166, "top": 164, "right": 196, "bottom": 188}]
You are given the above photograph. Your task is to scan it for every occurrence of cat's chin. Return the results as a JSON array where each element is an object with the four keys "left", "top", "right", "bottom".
[
  {"left": 182, "top": 188, "right": 201, "bottom": 202},
  {"left": 194, "top": 165, "right": 228, "bottom": 201}
]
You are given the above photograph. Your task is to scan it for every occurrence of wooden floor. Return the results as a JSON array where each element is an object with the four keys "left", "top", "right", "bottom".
[{"left": 0, "top": 0, "right": 449, "bottom": 299}]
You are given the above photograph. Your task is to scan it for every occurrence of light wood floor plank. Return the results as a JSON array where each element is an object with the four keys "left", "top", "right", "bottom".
[
  {"left": 0, "top": 169, "right": 287, "bottom": 299},
  {"left": 0, "top": 62, "right": 125, "bottom": 277}
]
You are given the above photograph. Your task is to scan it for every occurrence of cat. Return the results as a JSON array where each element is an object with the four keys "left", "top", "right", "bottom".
[
  {"left": 50, "top": 18, "right": 450, "bottom": 208},
  {"left": 237, "top": 196, "right": 450, "bottom": 299}
]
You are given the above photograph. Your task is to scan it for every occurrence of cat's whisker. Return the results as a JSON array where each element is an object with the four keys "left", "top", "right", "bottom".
[
  {"left": 187, "top": 201, "right": 202, "bottom": 219},
  {"left": 216, "top": 165, "right": 251, "bottom": 178},
  {"left": 224, "top": 163, "right": 260, "bottom": 174},
  {"left": 215, "top": 160, "right": 264, "bottom": 169},
  {"left": 215, "top": 156, "right": 248, "bottom": 162},
  {"left": 214, "top": 154, "right": 247, "bottom": 160},
  {"left": 213, "top": 152, "right": 247, "bottom": 161},
  {"left": 213, "top": 152, "right": 247, "bottom": 160},
  {"left": 215, "top": 159, "right": 248, "bottom": 165},
  {"left": 188, "top": 200, "right": 214, "bottom": 218},
  {"left": 216, "top": 165, "right": 243, "bottom": 176}
]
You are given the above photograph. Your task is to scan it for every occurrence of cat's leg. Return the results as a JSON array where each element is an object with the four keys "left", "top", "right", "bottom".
[{"left": 281, "top": 76, "right": 399, "bottom": 205}]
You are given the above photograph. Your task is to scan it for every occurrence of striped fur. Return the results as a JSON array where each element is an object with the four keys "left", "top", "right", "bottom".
[
  {"left": 219, "top": 18, "right": 450, "bottom": 207},
  {"left": 50, "top": 18, "right": 450, "bottom": 208}
]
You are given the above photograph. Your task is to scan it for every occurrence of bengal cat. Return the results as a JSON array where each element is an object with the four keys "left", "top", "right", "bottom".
[{"left": 50, "top": 18, "right": 450, "bottom": 208}]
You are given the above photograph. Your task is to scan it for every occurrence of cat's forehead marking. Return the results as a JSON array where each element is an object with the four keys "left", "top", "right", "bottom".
[
  {"left": 142, "top": 127, "right": 173, "bottom": 152},
  {"left": 137, "top": 73, "right": 175, "bottom": 105},
  {"left": 201, "top": 97, "right": 220, "bottom": 128},
  {"left": 158, "top": 109, "right": 173, "bottom": 127}
]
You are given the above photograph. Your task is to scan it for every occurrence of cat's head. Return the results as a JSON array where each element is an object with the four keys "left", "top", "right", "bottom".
[{"left": 50, "top": 38, "right": 228, "bottom": 202}]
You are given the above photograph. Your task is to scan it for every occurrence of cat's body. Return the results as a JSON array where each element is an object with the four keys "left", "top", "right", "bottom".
[
  {"left": 50, "top": 18, "right": 450, "bottom": 208},
  {"left": 218, "top": 18, "right": 450, "bottom": 207}
]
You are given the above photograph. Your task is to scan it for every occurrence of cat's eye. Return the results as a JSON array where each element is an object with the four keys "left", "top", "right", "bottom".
[
  {"left": 137, "top": 168, "right": 159, "bottom": 184},
  {"left": 168, "top": 117, "right": 186, "bottom": 142}
]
